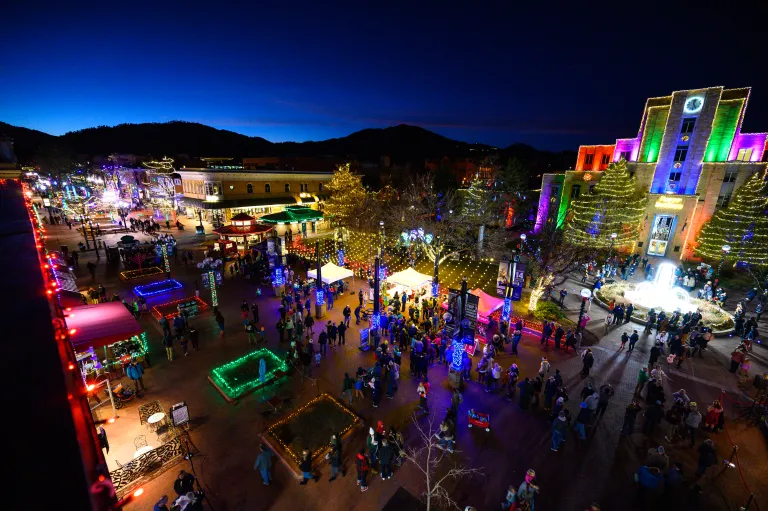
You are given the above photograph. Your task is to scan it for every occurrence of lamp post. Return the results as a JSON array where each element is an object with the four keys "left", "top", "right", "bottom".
[
  {"left": 577, "top": 288, "right": 592, "bottom": 334},
  {"left": 432, "top": 235, "right": 441, "bottom": 297},
  {"left": 372, "top": 256, "right": 381, "bottom": 346},
  {"left": 379, "top": 220, "right": 386, "bottom": 255},
  {"left": 717, "top": 244, "right": 731, "bottom": 279},
  {"left": 197, "top": 258, "right": 223, "bottom": 312},
  {"left": 314, "top": 241, "right": 326, "bottom": 319}
]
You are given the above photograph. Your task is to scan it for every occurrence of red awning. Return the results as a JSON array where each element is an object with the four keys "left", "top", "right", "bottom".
[
  {"left": 65, "top": 302, "right": 144, "bottom": 352},
  {"left": 213, "top": 223, "right": 273, "bottom": 236}
]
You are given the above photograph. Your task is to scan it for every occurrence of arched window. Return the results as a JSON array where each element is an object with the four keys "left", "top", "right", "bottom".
[
  {"left": 284, "top": 183, "right": 291, "bottom": 192},
  {"left": 246, "top": 183, "right": 253, "bottom": 194},
  {"left": 265, "top": 183, "right": 271, "bottom": 193},
  {"left": 318, "top": 183, "right": 324, "bottom": 192}
]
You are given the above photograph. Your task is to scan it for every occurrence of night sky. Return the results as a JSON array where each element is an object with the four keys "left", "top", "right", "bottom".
[{"left": 2, "top": 2, "right": 766, "bottom": 151}]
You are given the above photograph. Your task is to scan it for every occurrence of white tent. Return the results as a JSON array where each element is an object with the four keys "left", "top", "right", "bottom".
[
  {"left": 307, "top": 262, "right": 354, "bottom": 284},
  {"left": 387, "top": 267, "right": 432, "bottom": 289}
]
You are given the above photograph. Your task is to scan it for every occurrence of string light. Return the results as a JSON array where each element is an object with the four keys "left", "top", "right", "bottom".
[
  {"left": 120, "top": 267, "right": 164, "bottom": 281},
  {"left": 210, "top": 347, "right": 288, "bottom": 400},
  {"left": 133, "top": 279, "right": 183, "bottom": 298}
]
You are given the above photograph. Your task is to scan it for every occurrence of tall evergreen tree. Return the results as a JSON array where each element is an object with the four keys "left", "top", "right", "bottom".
[
  {"left": 564, "top": 160, "right": 646, "bottom": 249},
  {"left": 324, "top": 163, "right": 367, "bottom": 227},
  {"left": 695, "top": 171, "right": 768, "bottom": 266}
]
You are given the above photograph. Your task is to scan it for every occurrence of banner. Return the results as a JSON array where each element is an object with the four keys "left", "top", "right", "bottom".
[
  {"left": 496, "top": 261, "right": 510, "bottom": 296},
  {"left": 464, "top": 293, "right": 480, "bottom": 337}
]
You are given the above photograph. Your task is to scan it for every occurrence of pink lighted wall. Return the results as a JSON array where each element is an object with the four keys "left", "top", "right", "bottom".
[
  {"left": 728, "top": 132, "right": 768, "bottom": 161},
  {"left": 612, "top": 138, "right": 640, "bottom": 162}
]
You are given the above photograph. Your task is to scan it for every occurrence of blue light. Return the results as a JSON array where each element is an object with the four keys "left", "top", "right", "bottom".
[
  {"left": 502, "top": 297, "right": 512, "bottom": 321},
  {"left": 316, "top": 289, "right": 325, "bottom": 306},
  {"left": 378, "top": 266, "right": 386, "bottom": 281},
  {"left": 371, "top": 313, "right": 380, "bottom": 330},
  {"left": 432, "top": 281, "right": 439, "bottom": 297},
  {"left": 451, "top": 341, "right": 464, "bottom": 370},
  {"left": 337, "top": 249, "right": 345, "bottom": 267},
  {"left": 273, "top": 268, "right": 285, "bottom": 286},
  {"left": 133, "top": 279, "right": 183, "bottom": 298}
]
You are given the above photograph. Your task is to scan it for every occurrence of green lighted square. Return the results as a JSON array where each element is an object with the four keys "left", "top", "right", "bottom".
[{"left": 210, "top": 348, "right": 288, "bottom": 400}]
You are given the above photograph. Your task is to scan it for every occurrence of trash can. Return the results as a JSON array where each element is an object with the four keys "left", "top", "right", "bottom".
[{"left": 195, "top": 226, "right": 205, "bottom": 235}]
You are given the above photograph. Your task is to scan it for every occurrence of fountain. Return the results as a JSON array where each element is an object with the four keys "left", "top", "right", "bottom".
[{"left": 624, "top": 262, "right": 698, "bottom": 313}]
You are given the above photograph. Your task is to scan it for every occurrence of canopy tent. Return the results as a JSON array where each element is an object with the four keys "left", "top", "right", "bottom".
[
  {"left": 470, "top": 288, "right": 504, "bottom": 318},
  {"left": 307, "top": 262, "right": 354, "bottom": 284},
  {"left": 387, "top": 268, "right": 432, "bottom": 289},
  {"left": 65, "top": 302, "right": 144, "bottom": 352}
]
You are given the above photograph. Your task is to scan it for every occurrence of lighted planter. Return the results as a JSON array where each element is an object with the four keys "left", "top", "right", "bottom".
[
  {"left": 264, "top": 393, "right": 361, "bottom": 477},
  {"left": 134, "top": 279, "right": 183, "bottom": 298},
  {"left": 208, "top": 347, "right": 289, "bottom": 402},
  {"left": 151, "top": 296, "right": 209, "bottom": 320},
  {"left": 119, "top": 267, "right": 164, "bottom": 282}
]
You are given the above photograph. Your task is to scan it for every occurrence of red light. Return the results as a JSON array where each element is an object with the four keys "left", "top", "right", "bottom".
[
  {"left": 68, "top": 363, "right": 75, "bottom": 370},
  {"left": 69, "top": 328, "right": 77, "bottom": 335},
  {"left": 46, "top": 290, "right": 53, "bottom": 295},
  {"left": 107, "top": 417, "right": 116, "bottom": 424},
  {"left": 65, "top": 307, "right": 71, "bottom": 311},
  {"left": 133, "top": 488, "right": 144, "bottom": 498},
  {"left": 87, "top": 384, "right": 95, "bottom": 391},
  {"left": 44, "top": 264, "right": 49, "bottom": 269}
]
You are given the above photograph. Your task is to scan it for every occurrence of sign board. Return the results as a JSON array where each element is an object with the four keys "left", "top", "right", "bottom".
[
  {"left": 512, "top": 263, "right": 526, "bottom": 286},
  {"left": 496, "top": 261, "right": 510, "bottom": 296},
  {"left": 215, "top": 270, "right": 223, "bottom": 286},
  {"left": 511, "top": 285, "right": 523, "bottom": 301},
  {"left": 359, "top": 327, "right": 371, "bottom": 352},
  {"left": 170, "top": 401, "right": 189, "bottom": 427},
  {"left": 43, "top": 198, "right": 51, "bottom": 207},
  {"left": 654, "top": 196, "right": 684, "bottom": 210},
  {"left": 464, "top": 293, "right": 480, "bottom": 336},
  {"left": 201, "top": 273, "right": 210, "bottom": 289}
]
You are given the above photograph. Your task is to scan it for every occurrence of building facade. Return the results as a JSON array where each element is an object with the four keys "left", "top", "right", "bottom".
[
  {"left": 535, "top": 86, "right": 768, "bottom": 259},
  {"left": 177, "top": 168, "right": 332, "bottom": 227}
]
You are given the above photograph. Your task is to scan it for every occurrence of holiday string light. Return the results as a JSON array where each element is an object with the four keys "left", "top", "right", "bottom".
[
  {"left": 695, "top": 170, "right": 768, "bottom": 265},
  {"left": 210, "top": 347, "right": 288, "bottom": 400},
  {"left": 120, "top": 267, "right": 164, "bottom": 281},
  {"left": 564, "top": 160, "right": 646, "bottom": 249},
  {"left": 265, "top": 393, "right": 361, "bottom": 462},
  {"left": 150, "top": 296, "right": 209, "bottom": 320},
  {"left": 133, "top": 279, "right": 183, "bottom": 298}
]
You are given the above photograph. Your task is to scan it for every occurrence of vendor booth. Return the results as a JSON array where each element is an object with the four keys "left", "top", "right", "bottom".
[
  {"left": 385, "top": 267, "right": 432, "bottom": 298},
  {"left": 307, "top": 262, "right": 354, "bottom": 284},
  {"left": 65, "top": 302, "right": 147, "bottom": 380},
  {"left": 212, "top": 212, "right": 273, "bottom": 252}
]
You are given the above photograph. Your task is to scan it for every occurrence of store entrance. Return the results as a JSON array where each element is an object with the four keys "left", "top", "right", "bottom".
[{"left": 647, "top": 214, "right": 676, "bottom": 257}]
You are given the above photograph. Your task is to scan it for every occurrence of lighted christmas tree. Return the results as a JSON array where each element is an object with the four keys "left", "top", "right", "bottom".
[
  {"left": 564, "top": 160, "right": 646, "bottom": 248},
  {"left": 324, "top": 163, "right": 368, "bottom": 227},
  {"left": 695, "top": 171, "right": 768, "bottom": 265}
]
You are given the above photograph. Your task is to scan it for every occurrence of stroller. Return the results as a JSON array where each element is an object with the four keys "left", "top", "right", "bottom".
[
  {"left": 467, "top": 408, "right": 491, "bottom": 432},
  {"left": 110, "top": 383, "right": 136, "bottom": 409}
]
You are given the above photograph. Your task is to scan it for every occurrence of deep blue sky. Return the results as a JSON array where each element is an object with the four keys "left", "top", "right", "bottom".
[{"left": 2, "top": 2, "right": 766, "bottom": 151}]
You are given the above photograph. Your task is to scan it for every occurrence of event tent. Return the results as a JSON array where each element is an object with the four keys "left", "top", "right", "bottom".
[
  {"left": 307, "top": 262, "right": 354, "bottom": 284},
  {"left": 65, "top": 302, "right": 144, "bottom": 352},
  {"left": 470, "top": 288, "right": 504, "bottom": 318},
  {"left": 387, "top": 267, "right": 432, "bottom": 289}
]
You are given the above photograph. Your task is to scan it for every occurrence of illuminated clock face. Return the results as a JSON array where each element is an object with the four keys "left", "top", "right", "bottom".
[{"left": 684, "top": 96, "right": 704, "bottom": 114}]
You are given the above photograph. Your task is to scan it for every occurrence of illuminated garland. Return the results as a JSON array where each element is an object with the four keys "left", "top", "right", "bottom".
[
  {"left": 695, "top": 171, "right": 768, "bottom": 265},
  {"left": 210, "top": 347, "right": 288, "bottom": 400},
  {"left": 265, "top": 393, "right": 360, "bottom": 462},
  {"left": 564, "top": 160, "right": 646, "bottom": 248}
]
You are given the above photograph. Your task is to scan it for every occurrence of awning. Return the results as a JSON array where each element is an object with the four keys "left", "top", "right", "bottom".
[
  {"left": 213, "top": 223, "right": 273, "bottom": 236},
  {"left": 65, "top": 302, "right": 144, "bottom": 352},
  {"left": 260, "top": 206, "right": 324, "bottom": 224},
  {"left": 387, "top": 268, "right": 432, "bottom": 289},
  {"left": 180, "top": 196, "right": 298, "bottom": 210},
  {"left": 300, "top": 196, "right": 317, "bottom": 204},
  {"left": 307, "top": 262, "right": 354, "bottom": 284},
  {"left": 52, "top": 264, "right": 80, "bottom": 293},
  {"left": 470, "top": 288, "right": 504, "bottom": 318}
]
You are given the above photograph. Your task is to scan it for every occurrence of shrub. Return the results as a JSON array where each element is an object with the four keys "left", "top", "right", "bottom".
[{"left": 534, "top": 300, "right": 565, "bottom": 322}]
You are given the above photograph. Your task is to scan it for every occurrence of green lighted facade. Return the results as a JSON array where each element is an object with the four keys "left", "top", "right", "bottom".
[
  {"left": 210, "top": 347, "right": 288, "bottom": 400},
  {"left": 639, "top": 106, "right": 668, "bottom": 163},
  {"left": 704, "top": 99, "right": 744, "bottom": 162}
]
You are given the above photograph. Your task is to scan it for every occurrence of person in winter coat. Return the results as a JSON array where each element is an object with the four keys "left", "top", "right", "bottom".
[
  {"left": 327, "top": 433, "right": 344, "bottom": 481},
  {"left": 552, "top": 411, "right": 568, "bottom": 451},
  {"left": 695, "top": 439, "right": 717, "bottom": 477},
  {"left": 683, "top": 403, "right": 702, "bottom": 447},
  {"left": 366, "top": 428, "right": 380, "bottom": 472},
  {"left": 543, "top": 377, "right": 557, "bottom": 411},
  {"left": 355, "top": 449, "right": 370, "bottom": 492},
  {"left": 378, "top": 438, "right": 395, "bottom": 479},
  {"left": 664, "top": 400, "right": 684, "bottom": 443},
  {"left": 645, "top": 445, "right": 669, "bottom": 472},
  {"left": 703, "top": 400, "right": 724, "bottom": 431},
  {"left": 299, "top": 449, "right": 317, "bottom": 485},
  {"left": 253, "top": 444, "right": 273, "bottom": 485},
  {"left": 621, "top": 400, "right": 642, "bottom": 435},
  {"left": 643, "top": 400, "right": 665, "bottom": 436},
  {"left": 125, "top": 361, "right": 145, "bottom": 395},
  {"left": 580, "top": 349, "right": 594, "bottom": 376},
  {"left": 596, "top": 383, "right": 614, "bottom": 417},
  {"left": 538, "top": 357, "right": 551, "bottom": 379},
  {"left": 574, "top": 402, "right": 591, "bottom": 440}
]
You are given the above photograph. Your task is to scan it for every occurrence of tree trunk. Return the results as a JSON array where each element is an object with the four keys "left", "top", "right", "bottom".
[{"left": 477, "top": 225, "right": 485, "bottom": 257}]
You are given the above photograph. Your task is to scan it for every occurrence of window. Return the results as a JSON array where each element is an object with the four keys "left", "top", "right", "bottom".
[
  {"left": 570, "top": 184, "right": 581, "bottom": 199},
  {"left": 620, "top": 151, "right": 631, "bottom": 162},
  {"left": 600, "top": 154, "right": 610, "bottom": 165},
  {"left": 716, "top": 193, "right": 731, "bottom": 208},
  {"left": 550, "top": 186, "right": 560, "bottom": 201},
  {"left": 584, "top": 154, "right": 594, "bottom": 165},
  {"left": 723, "top": 170, "right": 737, "bottom": 183},
  {"left": 736, "top": 148, "right": 753, "bottom": 162},
  {"left": 264, "top": 183, "right": 271, "bottom": 193},
  {"left": 319, "top": 183, "right": 324, "bottom": 192},
  {"left": 681, "top": 118, "right": 696, "bottom": 134},
  {"left": 673, "top": 146, "right": 688, "bottom": 162},
  {"left": 669, "top": 172, "right": 682, "bottom": 182},
  {"left": 246, "top": 183, "right": 253, "bottom": 194},
  {"left": 589, "top": 184, "right": 596, "bottom": 193},
  {"left": 284, "top": 183, "right": 291, "bottom": 192},
  {"left": 300, "top": 183, "right": 308, "bottom": 192},
  {"left": 204, "top": 182, "right": 221, "bottom": 196}
]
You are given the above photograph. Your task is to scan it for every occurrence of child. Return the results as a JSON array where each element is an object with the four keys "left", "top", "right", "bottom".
[
  {"left": 315, "top": 349, "right": 322, "bottom": 367},
  {"left": 502, "top": 485, "right": 518, "bottom": 510},
  {"left": 355, "top": 449, "right": 370, "bottom": 492},
  {"left": 354, "top": 376, "right": 365, "bottom": 400}
]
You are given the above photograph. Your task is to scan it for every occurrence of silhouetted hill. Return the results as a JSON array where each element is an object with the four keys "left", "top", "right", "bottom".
[{"left": 2, "top": 120, "right": 575, "bottom": 173}]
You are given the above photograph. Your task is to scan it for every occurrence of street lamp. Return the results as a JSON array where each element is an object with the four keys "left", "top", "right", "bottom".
[
  {"left": 717, "top": 244, "right": 731, "bottom": 279},
  {"left": 577, "top": 288, "right": 592, "bottom": 334}
]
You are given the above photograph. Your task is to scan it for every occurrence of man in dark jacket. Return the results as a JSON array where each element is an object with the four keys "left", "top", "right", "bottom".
[
  {"left": 643, "top": 400, "right": 664, "bottom": 436},
  {"left": 553, "top": 326, "right": 565, "bottom": 350},
  {"left": 378, "top": 438, "right": 395, "bottom": 480},
  {"left": 253, "top": 444, "right": 273, "bottom": 485},
  {"left": 299, "top": 448, "right": 317, "bottom": 485},
  {"left": 173, "top": 470, "right": 195, "bottom": 496},
  {"left": 328, "top": 434, "right": 344, "bottom": 481}
]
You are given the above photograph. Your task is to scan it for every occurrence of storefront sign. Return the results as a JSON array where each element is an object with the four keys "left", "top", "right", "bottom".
[{"left": 654, "top": 196, "right": 684, "bottom": 210}]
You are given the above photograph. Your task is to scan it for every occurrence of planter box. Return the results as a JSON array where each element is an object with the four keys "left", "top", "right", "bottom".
[
  {"left": 208, "top": 347, "right": 289, "bottom": 402},
  {"left": 119, "top": 267, "right": 164, "bottom": 282},
  {"left": 133, "top": 279, "right": 183, "bottom": 298},
  {"left": 151, "top": 296, "right": 209, "bottom": 321}
]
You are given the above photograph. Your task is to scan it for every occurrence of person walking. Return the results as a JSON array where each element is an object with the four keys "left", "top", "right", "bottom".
[
  {"left": 417, "top": 379, "right": 430, "bottom": 413},
  {"left": 253, "top": 444, "right": 273, "bottom": 486},
  {"left": 695, "top": 439, "right": 717, "bottom": 477},
  {"left": 628, "top": 330, "right": 639, "bottom": 352},
  {"left": 343, "top": 305, "right": 351, "bottom": 327},
  {"left": 162, "top": 333, "right": 174, "bottom": 362},
  {"left": 580, "top": 348, "right": 594, "bottom": 376},
  {"left": 245, "top": 320, "right": 257, "bottom": 345},
  {"left": 299, "top": 449, "right": 318, "bottom": 485},
  {"left": 450, "top": 388, "right": 463, "bottom": 417},
  {"left": 378, "top": 438, "right": 395, "bottom": 479},
  {"left": 215, "top": 310, "right": 225, "bottom": 339},
  {"left": 338, "top": 321, "right": 347, "bottom": 345},
  {"left": 684, "top": 402, "right": 702, "bottom": 447},
  {"left": 621, "top": 400, "right": 642, "bottom": 435},
  {"left": 342, "top": 373, "right": 355, "bottom": 404},
  {"left": 355, "top": 449, "right": 370, "bottom": 492},
  {"left": 328, "top": 433, "right": 344, "bottom": 481},
  {"left": 634, "top": 367, "right": 649, "bottom": 396},
  {"left": 126, "top": 361, "right": 146, "bottom": 396},
  {"left": 552, "top": 411, "right": 568, "bottom": 451},
  {"left": 642, "top": 400, "right": 664, "bottom": 437},
  {"left": 664, "top": 399, "right": 684, "bottom": 443},
  {"left": 251, "top": 302, "right": 260, "bottom": 323},
  {"left": 596, "top": 383, "right": 614, "bottom": 417},
  {"left": 517, "top": 469, "right": 540, "bottom": 510},
  {"left": 574, "top": 402, "right": 591, "bottom": 440}
]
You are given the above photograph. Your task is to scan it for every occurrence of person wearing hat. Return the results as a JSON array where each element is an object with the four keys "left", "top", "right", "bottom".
[
  {"left": 645, "top": 445, "right": 669, "bottom": 471},
  {"left": 517, "top": 469, "right": 539, "bottom": 509},
  {"left": 153, "top": 495, "right": 170, "bottom": 511}
]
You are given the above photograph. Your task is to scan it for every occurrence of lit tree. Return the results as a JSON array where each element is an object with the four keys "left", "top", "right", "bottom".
[
  {"left": 564, "top": 160, "right": 646, "bottom": 249},
  {"left": 324, "top": 163, "right": 368, "bottom": 228},
  {"left": 695, "top": 171, "right": 768, "bottom": 266},
  {"left": 462, "top": 177, "right": 501, "bottom": 257},
  {"left": 399, "top": 414, "right": 482, "bottom": 511}
]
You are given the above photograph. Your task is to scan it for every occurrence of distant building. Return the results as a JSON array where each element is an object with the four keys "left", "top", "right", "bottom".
[
  {"left": 0, "top": 136, "right": 21, "bottom": 179},
  {"left": 535, "top": 86, "right": 768, "bottom": 259},
  {"left": 242, "top": 156, "right": 346, "bottom": 172}
]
